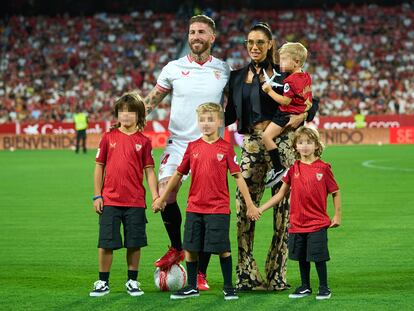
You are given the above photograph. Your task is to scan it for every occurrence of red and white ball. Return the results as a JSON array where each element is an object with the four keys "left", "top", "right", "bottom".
[{"left": 154, "top": 264, "right": 187, "bottom": 291}]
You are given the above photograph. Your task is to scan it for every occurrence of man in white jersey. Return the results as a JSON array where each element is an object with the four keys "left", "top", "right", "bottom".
[{"left": 145, "top": 15, "right": 230, "bottom": 290}]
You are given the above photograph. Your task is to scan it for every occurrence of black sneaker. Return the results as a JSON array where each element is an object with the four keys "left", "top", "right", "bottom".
[
  {"left": 223, "top": 287, "right": 239, "bottom": 300},
  {"left": 288, "top": 285, "right": 312, "bottom": 299},
  {"left": 265, "top": 168, "right": 287, "bottom": 188},
  {"left": 170, "top": 286, "right": 199, "bottom": 300},
  {"left": 89, "top": 280, "right": 110, "bottom": 297},
  {"left": 125, "top": 279, "right": 144, "bottom": 296},
  {"left": 316, "top": 286, "right": 331, "bottom": 300}
]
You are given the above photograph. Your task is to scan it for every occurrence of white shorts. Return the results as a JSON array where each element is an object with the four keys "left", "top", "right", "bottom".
[{"left": 158, "top": 138, "right": 191, "bottom": 181}]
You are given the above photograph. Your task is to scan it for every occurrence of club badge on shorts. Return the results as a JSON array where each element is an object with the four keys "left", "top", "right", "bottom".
[
  {"left": 316, "top": 173, "right": 323, "bottom": 181},
  {"left": 217, "top": 153, "right": 224, "bottom": 161},
  {"left": 135, "top": 144, "right": 142, "bottom": 151}
]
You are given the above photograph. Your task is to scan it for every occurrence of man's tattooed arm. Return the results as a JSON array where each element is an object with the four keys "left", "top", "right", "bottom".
[{"left": 144, "top": 87, "right": 170, "bottom": 115}]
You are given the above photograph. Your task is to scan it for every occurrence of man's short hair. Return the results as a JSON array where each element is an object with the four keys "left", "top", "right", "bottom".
[{"left": 189, "top": 15, "right": 216, "bottom": 34}]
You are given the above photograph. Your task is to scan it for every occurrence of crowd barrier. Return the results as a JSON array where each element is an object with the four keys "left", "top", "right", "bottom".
[{"left": 1, "top": 127, "right": 413, "bottom": 150}]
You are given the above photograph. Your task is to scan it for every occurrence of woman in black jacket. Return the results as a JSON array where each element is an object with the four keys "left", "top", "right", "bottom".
[{"left": 225, "top": 22, "right": 318, "bottom": 291}]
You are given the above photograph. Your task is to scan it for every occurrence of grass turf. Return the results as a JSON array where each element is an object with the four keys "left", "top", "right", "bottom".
[{"left": 0, "top": 144, "right": 413, "bottom": 310}]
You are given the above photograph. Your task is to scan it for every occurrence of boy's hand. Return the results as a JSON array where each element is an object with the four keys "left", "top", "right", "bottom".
[
  {"left": 152, "top": 198, "right": 166, "bottom": 213},
  {"left": 329, "top": 214, "right": 341, "bottom": 228},
  {"left": 94, "top": 198, "right": 104, "bottom": 214},
  {"left": 262, "top": 83, "right": 272, "bottom": 94},
  {"left": 247, "top": 205, "right": 261, "bottom": 221}
]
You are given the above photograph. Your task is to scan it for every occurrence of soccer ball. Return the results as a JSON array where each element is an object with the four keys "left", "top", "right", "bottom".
[{"left": 154, "top": 263, "right": 187, "bottom": 291}]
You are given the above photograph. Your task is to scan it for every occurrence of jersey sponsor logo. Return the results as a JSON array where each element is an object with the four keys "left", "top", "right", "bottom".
[
  {"left": 96, "top": 148, "right": 100, "bottom": 158},
  {"left": 316, "top": 173, "right": 323, "bottom": 181},
  {"left": 110, "top": 142, "right": 116, "bottom": 148},
  {"left": 160, "top": 153, "right": 170, "bottom": 165},
  {"left": 284, "top": 83, "right": 290, "bottom": 93},
  {"left": 135, "top": 144, "right": 142, "bottom": 151},
  {"left": 213, "top": 70, "right": 221, "bottom": 80},
  {"left": 217, "top": 153, "right": 224, "bottom": 161},
  {"left": 181, "top": 70, "right": 190, "bottom": 77}
]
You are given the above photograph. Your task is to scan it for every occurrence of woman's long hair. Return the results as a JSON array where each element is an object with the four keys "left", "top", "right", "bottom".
[{"left": 249, "top": 22, "right": 275, "bottom": 64}]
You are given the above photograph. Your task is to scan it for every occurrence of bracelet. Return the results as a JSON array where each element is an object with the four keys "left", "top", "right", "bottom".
[
  {"left": 152, "top": 196, "right": 160, "bottom": 202},
  {"left": 92, "top": 195, "right": 103, "bottom": 201}
]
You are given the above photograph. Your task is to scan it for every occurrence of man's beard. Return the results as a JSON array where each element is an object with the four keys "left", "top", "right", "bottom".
[{"left": 189, "top": 39, "right": 210, "bottom": 55}]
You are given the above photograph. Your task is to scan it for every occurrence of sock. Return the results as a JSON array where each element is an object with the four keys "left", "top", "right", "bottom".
[
  {"left": 186, "top": 261, "right": 198, "bottom": 288},
  {"left": 315, "top": 261, "right": 328, "bottom": 288},
  {"left": 268, "top": 148, "right": 284, "bottom": 172},
  {"left": 128, "top": 270, "right": 138, "bottom": 281},
  {"left": 161, "top": 202, "right": 182, "bottom": 250},
  {"left": 198, "top": 252, "right": 211, "bottom": 275},
  {"left": 299, "top": 260, "right": 311, "bottom": 287},
  {"left": 220, "top": 255, "right": 233, "bottom": 288},
  {"left": 99, "top": 272, "right": 110, "bottom": 284}
]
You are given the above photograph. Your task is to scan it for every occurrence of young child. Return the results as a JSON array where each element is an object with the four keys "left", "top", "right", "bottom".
[
  {"left": 258, "top": 126, "right": 341, "bottom": 300},
  {"left": 90, "top": 91, "right": 159, "bottom": 297},
  {"left": 261, "top": 42, "right": 313, "bottom": 188},
  {"left": 153, "top": 103, "right": 260, "bottom": 300}
]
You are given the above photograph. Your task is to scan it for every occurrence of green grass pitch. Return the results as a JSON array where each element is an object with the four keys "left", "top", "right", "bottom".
[{"left": 0, "top": 144, "right": 413, "bottom": 310}]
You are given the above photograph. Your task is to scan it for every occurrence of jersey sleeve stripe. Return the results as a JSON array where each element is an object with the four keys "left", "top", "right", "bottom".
[{"left": 155, "top": 84, "right": 171, "bottom": 93}]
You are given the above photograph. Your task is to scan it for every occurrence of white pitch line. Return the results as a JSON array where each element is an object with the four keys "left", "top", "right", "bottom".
[{"left": 362, "top": 160, "right": 414, "bottom": 172}]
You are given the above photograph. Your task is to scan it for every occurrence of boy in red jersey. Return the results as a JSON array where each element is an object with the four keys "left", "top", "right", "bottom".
[
  {"left": 258, "top": 126, "right": 341, "bottom": 300},
  {"left": 261, "top": 42, "right": 313, "bottom": 188},
  {"left": 153, "top": 103, "right": 259, "bottom": 300},
  {"left": 90, "top": 92, "right": 159, "bottom": 297}
]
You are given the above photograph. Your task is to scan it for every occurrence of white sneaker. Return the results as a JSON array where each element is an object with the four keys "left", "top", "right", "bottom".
[
  {"left": 89, "top": 280, "right": 110, "bottom": 297},
  {"left": 125, "top": 279, "right": 144, "bottom": 296}
]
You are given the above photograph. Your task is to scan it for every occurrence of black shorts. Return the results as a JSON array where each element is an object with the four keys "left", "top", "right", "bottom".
[
  {"left": 288, "top": 228, "right": 330, "bottom": 262},
  {"left": 183, "top": 212, "right": 231, "bottom": 254},
  {"left": 98, "top": 206, "right": 148, "bottom": 250},
  {"left": 271, "top": 110, "right": 292, "bottom": 128}
]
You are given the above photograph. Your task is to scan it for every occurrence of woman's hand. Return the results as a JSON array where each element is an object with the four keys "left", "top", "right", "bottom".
[
  {"left": 286, "top": 113, "right": 305, "bottom": 129},
  {"left": 247, "top": 205, "right": 261, "bottom": 221}
]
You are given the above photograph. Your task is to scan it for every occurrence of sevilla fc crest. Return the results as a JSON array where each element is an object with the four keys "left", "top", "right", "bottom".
[
  {"left": 217, "top": 153, "right": 224, "bottom": 161},
  {"left": 213, "top": 70, "right": 221, "bottom": 80},
  {"left": 161, "top": 153, "right": 170, "bottom": 165},
  {"left": 135, "top": 144, "right": 142, "bottom": 151},
  {"left": 316, "top": 173, "right": 323, "bottom": 181}
]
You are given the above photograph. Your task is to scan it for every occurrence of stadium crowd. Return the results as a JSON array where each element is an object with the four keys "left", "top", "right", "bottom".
[{"left": 1, "top": 3, "right": 414, "bottom": 124}]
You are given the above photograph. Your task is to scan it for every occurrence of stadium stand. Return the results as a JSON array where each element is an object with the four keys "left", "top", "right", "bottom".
[{"left": 0, "top": 3, "right": 413, "bottom": 123}]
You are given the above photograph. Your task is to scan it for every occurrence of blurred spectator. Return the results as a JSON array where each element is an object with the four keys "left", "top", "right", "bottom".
[{"left": 1, "top": 4, "right": 414, "bottom": 123}]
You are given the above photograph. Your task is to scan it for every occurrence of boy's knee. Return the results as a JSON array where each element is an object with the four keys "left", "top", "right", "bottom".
[
  {"left": 219, "top": 251, "right": 231, "bottom": 258},
  {"left": 185, "top": 251, "right": 198, "bottom": 262}
]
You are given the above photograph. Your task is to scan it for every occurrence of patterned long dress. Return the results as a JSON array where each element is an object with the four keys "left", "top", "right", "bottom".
[{"left": 235, "top": 129, "right": 296, "bottom": 291}]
